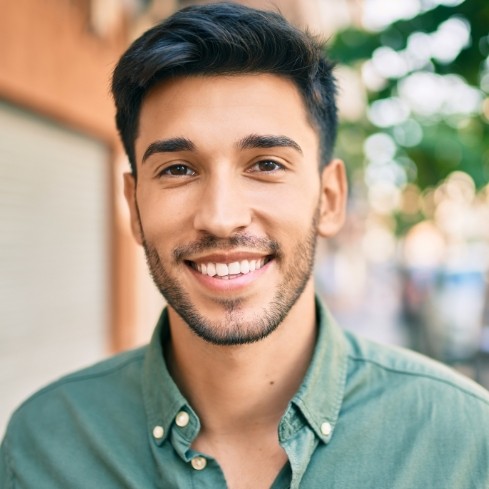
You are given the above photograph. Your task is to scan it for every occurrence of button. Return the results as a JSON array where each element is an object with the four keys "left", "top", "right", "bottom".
[
  {"left": 191, "top": 456, "right": 207, "bottom": 470},
  {"left": 152, "top": 425, "right": 165, "bottom": 439},
  {"left": 321, "top": 421, "right": 332, "bottom": 436},
  {"left": 175, "top": 411, "right": 190, "bottom": 427}
]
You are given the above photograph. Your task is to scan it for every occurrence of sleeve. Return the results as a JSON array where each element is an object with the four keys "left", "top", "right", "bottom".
[{"left": 0, "top": 435, "right": 14, "bottom": 489}]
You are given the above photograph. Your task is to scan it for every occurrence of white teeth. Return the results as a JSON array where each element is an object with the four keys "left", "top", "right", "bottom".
[
  {"left": 194, "top": 258, "right": 269, "bottom": 278},
  {"left": 228, "top": 262, "right": 240, "bottom": 274},
  {"left": 216, "top": 263, "right": 229, "bottom": 277},
  {"left": 240, "top": 260, "right": 250, "bottom": 274}
]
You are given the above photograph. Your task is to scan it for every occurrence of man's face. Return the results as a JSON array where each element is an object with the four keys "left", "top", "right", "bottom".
[{"left": 125, "top": 74, "right": 345, "bottom": 345}]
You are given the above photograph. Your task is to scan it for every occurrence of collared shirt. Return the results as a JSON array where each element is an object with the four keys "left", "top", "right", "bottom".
[{"left": 2, "top": 299, "right": 489, "bottom": 488}]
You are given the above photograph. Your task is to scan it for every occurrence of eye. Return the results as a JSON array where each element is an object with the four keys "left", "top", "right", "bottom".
[
  {"left": 159, "top": 164, "right": 196, "bottom": 177},
  {"left": 248, "top": 160, "right": 285, "bottom": 173}
]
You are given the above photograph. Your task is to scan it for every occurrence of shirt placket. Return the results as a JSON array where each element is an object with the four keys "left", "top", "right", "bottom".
[
  {"left": 168, "top": 407, "right": 228, "bottom": 488},
  {"left": 278, "top": 405, "right": 319, "bottom": 489}
]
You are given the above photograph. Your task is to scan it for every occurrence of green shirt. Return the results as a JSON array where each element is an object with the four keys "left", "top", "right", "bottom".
[{"left": 2, "top": 300, "right": 489, "bottom": 488}]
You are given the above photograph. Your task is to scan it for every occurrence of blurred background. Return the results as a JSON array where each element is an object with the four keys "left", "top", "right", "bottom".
[{"left": 1, "top": 0, "right": 488, "bottom": 436}]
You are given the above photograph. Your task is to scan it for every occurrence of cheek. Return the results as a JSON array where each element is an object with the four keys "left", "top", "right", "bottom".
[
  {"left": 261, "top": 175, "right": 320, "bottom": 211},
  {"left": 254, "top": 187, "right": 320, "bottom": 238},
  {"left": 137, "top": 191, "right": 193, "bottom": 242},
  {"left": 136, "top": 173, "right": 320, "bottom": 242}
]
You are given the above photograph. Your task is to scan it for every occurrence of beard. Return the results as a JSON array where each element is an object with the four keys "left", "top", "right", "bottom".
[{"left": 139, "top": 206, "right": 320, "bottom": 346}]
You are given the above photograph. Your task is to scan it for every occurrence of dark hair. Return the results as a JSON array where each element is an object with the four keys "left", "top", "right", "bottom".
[{"left": 112, "top": 2, "right": 337, "bottom": 175}]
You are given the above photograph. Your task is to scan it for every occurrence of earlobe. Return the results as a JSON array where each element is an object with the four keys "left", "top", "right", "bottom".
[
  {"left": 317, "top": 159, "right": 348, "bottom": 238},
  {"left": 123, "top": 172, "right": 144, "bottom": 246}
]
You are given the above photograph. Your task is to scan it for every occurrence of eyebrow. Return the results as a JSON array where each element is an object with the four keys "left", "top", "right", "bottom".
[
  {"left": 142, "top": 137, "right": 195, "bottom": 163},
  {"left": 237, "top": 134, "right": 303, "bottom": 155},
  {"left": 141, "top": 133, "right": 303, "bottom": 163}
]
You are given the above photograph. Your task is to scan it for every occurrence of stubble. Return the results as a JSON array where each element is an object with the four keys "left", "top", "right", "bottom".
[{"left": 139, "top": 206, "right": 320, "bottom": 345}]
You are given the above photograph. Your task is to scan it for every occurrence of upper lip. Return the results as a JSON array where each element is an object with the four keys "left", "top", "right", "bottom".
[{"left": 186, "top": 251, "right": 271, "bottom": 264}]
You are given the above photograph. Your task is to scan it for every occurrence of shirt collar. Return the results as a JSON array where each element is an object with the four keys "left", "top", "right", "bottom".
[
  {"left": 286, "top": 298, "right": 348, "bottom": 444},
  {"left": 142, "top": 309, "right": 194, "bottom": 446},
  {"left": 142, "top": 297, "right": 348, "bottom": 446}
]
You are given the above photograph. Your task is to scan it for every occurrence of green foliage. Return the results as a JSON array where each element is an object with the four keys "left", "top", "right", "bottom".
[{"left": 329, "top": 0, "right": 489, "bottom": 203}]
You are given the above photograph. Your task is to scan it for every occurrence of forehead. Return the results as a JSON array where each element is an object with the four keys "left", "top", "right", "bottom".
[
  {"left": 135, "top": 74, "right": 319, "bottom": 163},
  {"left": 141, "top": 73, "right": 308, "bottom": 115}
]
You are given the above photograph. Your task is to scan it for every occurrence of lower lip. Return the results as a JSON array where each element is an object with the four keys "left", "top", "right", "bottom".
[{"left": 187, "top": 260, "right": 273, "bottom": 293}]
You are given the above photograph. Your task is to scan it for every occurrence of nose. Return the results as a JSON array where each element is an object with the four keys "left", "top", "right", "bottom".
[{"left": 193, "top": 172, "right": 252, "bottom": 238}]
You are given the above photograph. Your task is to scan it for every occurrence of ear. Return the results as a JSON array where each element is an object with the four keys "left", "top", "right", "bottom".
[
  {"left": 317, "top": 159, "right": 348, "bottom": 238},
  {"left": 123, "top": 172, "right": 144, "bottom": 246}
]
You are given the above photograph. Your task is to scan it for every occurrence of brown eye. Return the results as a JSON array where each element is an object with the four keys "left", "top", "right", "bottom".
[
  {"left": 161, "top": 164, "right": 196, "bottom": 176},
  {"left": 251, "top": 160, "right": 284, "bottom": 172}
]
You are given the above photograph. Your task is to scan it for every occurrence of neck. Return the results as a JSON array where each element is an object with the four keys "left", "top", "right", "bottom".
[{"left": 165, "top": 281, "right": 317, "bottom": 435}]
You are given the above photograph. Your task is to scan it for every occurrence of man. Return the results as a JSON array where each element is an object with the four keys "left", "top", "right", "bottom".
[{"left": 1, "top": 3, "right": 489, "bottom": 488}]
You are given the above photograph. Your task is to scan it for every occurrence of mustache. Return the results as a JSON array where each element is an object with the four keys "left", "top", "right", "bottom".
[{"left": 173, "top": 234, "right": 280, "bottom": 262}]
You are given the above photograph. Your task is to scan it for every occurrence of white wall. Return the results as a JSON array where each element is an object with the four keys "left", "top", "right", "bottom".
[{"left": 0, "top": 102, "right": 110, "bottom": 436}]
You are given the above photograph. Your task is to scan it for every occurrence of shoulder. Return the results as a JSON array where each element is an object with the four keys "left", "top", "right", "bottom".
[
  {"left": 1, "top": 347, "right": 152, "bottom": 488},
  {"left": 24, "top": 345, "right": 146, "bottom": 401},
  {"left": 343, "top": 330, "right": 489, "bottom": 409},
  {"left": 340, "top": 332, "right": 489, "bottom": 472},
  {"left": 6, "top": 346, "right": 148, "bottom": 433},
  {"left": 309, "top": 330, "right": 489, "bottom": 486}
]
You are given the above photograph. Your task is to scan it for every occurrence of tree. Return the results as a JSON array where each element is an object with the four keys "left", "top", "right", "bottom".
[{"left": 330, "top": 0, "right": 489, "bottom": 235}]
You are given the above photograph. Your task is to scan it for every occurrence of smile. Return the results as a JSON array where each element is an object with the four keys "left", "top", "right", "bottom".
[{"left": 188, "top": 257, "right": 271, "bottom": 280}]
